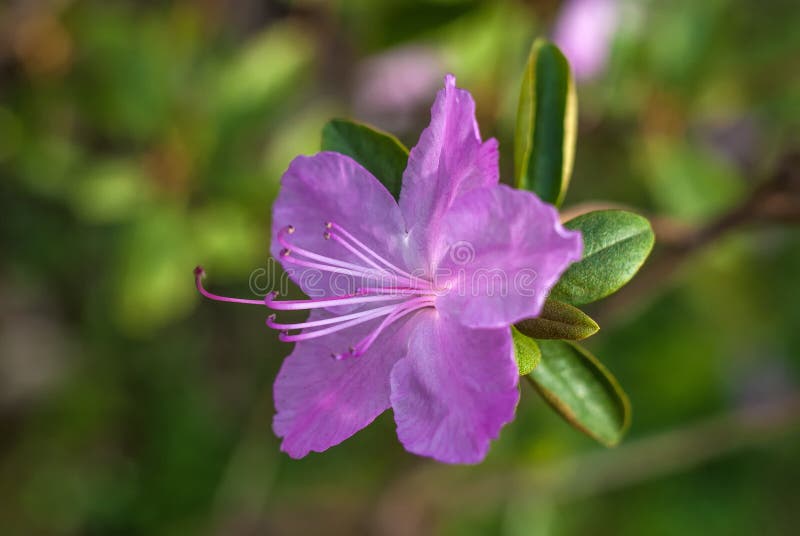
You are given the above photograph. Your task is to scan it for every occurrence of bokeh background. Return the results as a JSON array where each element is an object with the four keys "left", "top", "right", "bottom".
[{"left": 1, "top": 0, "right": 799, "bottom": 534}]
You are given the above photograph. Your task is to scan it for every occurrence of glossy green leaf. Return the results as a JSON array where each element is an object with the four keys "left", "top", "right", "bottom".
[
  {"left": 321, "top": 119, "right": 409, "bottom": 200},
  {"left": 515, "top": 300, "right": 599, "bottom": 340},
  {"left": 527, "top": 340, "right": 630, "bottom": 446},
  {"left": 514, "top": 39, "right": 577, "bottom": 207},
  {"left": 551, "top": 210, "right": 655, "bottom": 305},
  {"left": 512, "top": 326, "right": 541, "bottom": 376}
]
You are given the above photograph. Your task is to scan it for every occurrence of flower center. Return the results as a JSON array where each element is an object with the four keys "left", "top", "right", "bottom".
[{"left": 195, "top": 222, "right": 436, "bottom": 360}]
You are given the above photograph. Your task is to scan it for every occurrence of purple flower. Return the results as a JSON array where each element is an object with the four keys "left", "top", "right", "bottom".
[
  {"left": 196, "top": 75, "right": 582, "bottom": 464},
  {"left": 353, "top": 45, "right": 444, "bottom": 132},
  {"left": 553, "top": 0, "right": 619, "bottom": 81}
]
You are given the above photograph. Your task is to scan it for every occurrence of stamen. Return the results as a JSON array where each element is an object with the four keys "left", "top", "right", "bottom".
[
  {"left": 277, "top": 226, "right": 387, "bottom": 275},
  {"left": 279, "top": 251, "right": 385, "bottom": 280},
  {"left": 358, "top": 286, "right": 438, "bottom": 296},
  {"left": 277, "top": 303, "right": 405, "bottom": 343},
  {"left": 333, "top": 296, "right": 435, "bottom": 359},
  {"left": 328, "top": 222, "right": 430, "bottom": 288},
  {"left": 277, "top": 225, "right": 428, "bottom": 289},
  {"left": 265, "top": 291, "right": 408, "bottom": 311},
  {"left": 326, "top": 231, "right": 388, "bottom": 273},
  {"left": 194, "top": 266, "right": 265, "bottom": 306},
  {"left": 277, "top": 222, "right": 431, "bottom": 289},
  {"left": 353, "top": 297, "right": 434, "bottom": 356},
  {"left": 266, "top": 303, "right": 398, "bottom": 330},
  {"left": 259, "top": 224, "right": 441, "bottom": 354}
]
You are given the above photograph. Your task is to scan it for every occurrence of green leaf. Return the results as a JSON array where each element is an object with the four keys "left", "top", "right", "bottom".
[
  {"left": 527, "top": 340, "right": 630, "bottom": 446},
  {"left": 514, "top": 39, "right": 577, "bottom": 207},
  {"left": 320, "top": 119, "right": 409, "bottom": 200},
  {"left": 551, "top": 210, "right": 655, "bottom": 305},
  {"left": 515, "top": 300, "right": 599, "bottom": 340},
  {"left": 512, "top": 326, "right": 542, "bottom": 376}
]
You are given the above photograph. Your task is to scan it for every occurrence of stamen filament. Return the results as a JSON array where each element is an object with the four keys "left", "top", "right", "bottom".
[
  {"left": 277, "top": 303, "right": 404, "bottom": 343},
  {"left": 194, "top": 266, "right": 265, "bottom": 306},
  {"left": 279, "top": 252, "right": 385, "bottom": 280},
  {"left": 328, "top": 222, "right": 431, "bottom": 288},
  {"left": 335, "top": 296, "right": 435, "bottom": 359},
  {"left": 198, "top": 222, "right": 442, "bottom": 355},
  {"left": 327, "top": 232, "right": 392, "bottom": 274},
  {"left": 265, "top": 292, "right": 408, "bottom": 311},
  {"left": 358, "top": 286, "right": 438, "bottom": 296},
  {"left": 277, "top": 226, "right": 390, "bottom": 275},
  {"left": 353, "top": 298, "right": 434, "bottom": 355},
  {"left": 266, "top": 303, "right": 398, "bottom": 330}
]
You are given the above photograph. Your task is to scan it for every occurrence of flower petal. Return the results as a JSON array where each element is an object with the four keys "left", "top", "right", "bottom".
[
  {"left": 271, "top": 152, "right": 408, "bottom": 298},
  {"left": 390, "top": 311, "right": 519, "bottom": 464},
  {"left": 434, "top": 184, "right": 583, "bottom": 328},
  {"left": 399, "top": 74, "right": 499, "bottom": 268},
  {"left": 273, "top": 308, "right": 419, "bottom": 458}
]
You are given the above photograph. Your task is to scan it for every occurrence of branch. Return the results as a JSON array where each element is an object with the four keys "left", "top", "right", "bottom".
[
  {"left": 371, "top": 394, "right": 800, "bottom": 536},
  {"left": 596, "top": 149, "right": 800, "bottom": 320},
  {"left": 370, "top": 151, "right": 800, "bottom": 536}
]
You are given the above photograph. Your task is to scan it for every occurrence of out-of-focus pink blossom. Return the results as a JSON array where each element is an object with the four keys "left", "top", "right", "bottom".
[
  {"left": 553, "top": 0, "right": 619, "bottom": 81},
  {"left": 353, "top": 46, "right": 443, "bottom": 132}
]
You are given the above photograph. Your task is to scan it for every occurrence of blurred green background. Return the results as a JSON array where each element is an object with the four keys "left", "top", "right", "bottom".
[{"left": 1, "top": 0, "right": 799, "bottom": 534}]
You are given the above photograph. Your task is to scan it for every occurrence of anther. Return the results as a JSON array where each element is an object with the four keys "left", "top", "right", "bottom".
[
  {"left": 280, "top": 248, "right": 291, "bottom": 256},
  {"left": 324, "top": 221, "right": 333, "bottom": 229},
  {"left": 323, "top": 231, "right": 331, "bottom": 240},
  {"left": 287, "top": 225, "right": 295, "bottom": 234}
]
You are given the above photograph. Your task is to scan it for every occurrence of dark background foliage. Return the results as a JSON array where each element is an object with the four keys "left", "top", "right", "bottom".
[{"left": 0, "top": 0, "right": 798, "bottom": 534}]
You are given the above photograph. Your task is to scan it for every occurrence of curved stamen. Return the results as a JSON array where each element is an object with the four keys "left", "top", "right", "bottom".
[
  {"left": 352, "top": 297, "right": 434, "bottom": 356},
  {"left": 277, "top": 226, "right": 391, "bottom": 275},
  {"left": 266, "top": 303, "right": 398, "bottom": 330},
  {"left": 279, "top": 251, "right": 387, "bottom": 280},
  {"left": 195, "top": 266, "right": 265, "bottom": 306},
  {"left": 334, "top": 296, "right": 435, "bottom": 359},
  {"left": 326, "top": 231, "right": 390, "bottom": 274},
  {"left": 277, "top": 303, "right": 408, "bottom": 343},
  {"left": 199, "top": 222, "right": 441, "bottom": 354},
  {"left": 358, "top": 286, "right": 438, "bottom": 296},
  {"left": 277, "top": 226, "right": 427, "bottom": 289},
  {"left": 327, "top": 222, "right": 431, "bottom": 289},
  {"left": 265, "top": 291, "right": 408, "bottom": 311}
]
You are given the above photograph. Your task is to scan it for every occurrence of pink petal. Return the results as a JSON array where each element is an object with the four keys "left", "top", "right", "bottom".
[
  {"left": 433, "top": 185, "right": 583, "bottom": 328},
  {"left": 399, "top": 75, "right": 499, "bottom": 269},
  {"left": 273, "top": 309, "right": 420, "bottom": 458},
  {"left": 271, "top": 152, "right": 409, "bottom": 299},
  {"left": 390, "top": 311, "right": 519, "bottom": 464}
]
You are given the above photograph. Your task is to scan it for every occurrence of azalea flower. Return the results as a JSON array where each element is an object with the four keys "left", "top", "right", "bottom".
[
  {"left": 553, "top": 0, "right": 619, "bottom": 81},
  {"left": 353, "top": 45, "right": 443, "bottom": 132},
  {"left": 196, "top": 75, "right": 583, "bottom": 464}
]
